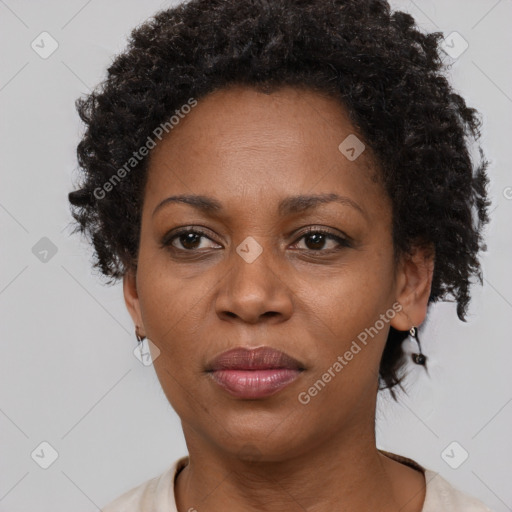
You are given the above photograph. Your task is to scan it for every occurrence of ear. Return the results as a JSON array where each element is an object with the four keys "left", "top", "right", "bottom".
[
  {"left": 123, "top": 267, "right": 145, "bottom": 336},
  {"left": 390, "top": 243, "right": 435, "bottom": 331}
]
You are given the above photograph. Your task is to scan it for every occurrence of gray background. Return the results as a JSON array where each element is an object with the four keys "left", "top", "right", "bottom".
[{"left": 1, "top": 0, "right": 511, "bottom": 510}]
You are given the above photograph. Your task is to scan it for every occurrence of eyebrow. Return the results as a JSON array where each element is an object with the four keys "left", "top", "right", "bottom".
[{"left": 152, "top": 193, "right": 366, "bottom": 219}]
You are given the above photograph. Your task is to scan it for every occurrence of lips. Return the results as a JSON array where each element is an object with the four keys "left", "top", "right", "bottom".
[
  {"left": 206, "top": 346, "right": 305, "bottom": 372},
  {"left": 206, "top": 346, "right": 305, "bottom": 399}
]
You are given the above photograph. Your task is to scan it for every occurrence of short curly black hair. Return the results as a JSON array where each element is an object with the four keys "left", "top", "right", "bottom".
[{"left": 68, "top": 0, "right": 491, "bottom": 400}]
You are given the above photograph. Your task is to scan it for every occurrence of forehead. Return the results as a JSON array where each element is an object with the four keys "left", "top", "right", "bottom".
[
  {"left": 144, "top": 85, "right": 386, "bottom": 217},
  {"left": 149, "top": 84, "right": 369, "bottom": 166}
]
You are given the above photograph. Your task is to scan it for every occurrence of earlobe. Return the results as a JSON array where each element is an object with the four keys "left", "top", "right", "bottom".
[
  {"left": 123, "top": 268, "right": 144, "bottom": 332},
  {"left": 390, "top": 244, "right": 435, "bottom": 332}
]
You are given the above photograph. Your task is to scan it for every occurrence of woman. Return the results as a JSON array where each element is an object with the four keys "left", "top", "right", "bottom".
[{"left": 68, "top": 0, "right": 493, "bottom": 510}]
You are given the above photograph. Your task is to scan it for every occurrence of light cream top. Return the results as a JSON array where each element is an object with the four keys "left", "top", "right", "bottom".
[{"left": 101, "top": 450, "right": 493, "bottom": 511}]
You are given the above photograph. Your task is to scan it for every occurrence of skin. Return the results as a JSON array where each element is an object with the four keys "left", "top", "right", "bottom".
[{"left": 124, "top": 84, "right": 434, "bottom": 512}]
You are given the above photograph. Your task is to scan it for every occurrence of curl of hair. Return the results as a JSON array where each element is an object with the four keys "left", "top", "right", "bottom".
[{"left": 68, "top": 0, "right": 491, "bottom": 400}]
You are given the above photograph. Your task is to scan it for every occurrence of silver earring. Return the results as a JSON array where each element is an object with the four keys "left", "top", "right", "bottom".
[
  {"left": 409, "top": 326, "right": 426, "bottom": 366},
  {"left": 135, "top": 326, "right": 146, "bottom": 343}
]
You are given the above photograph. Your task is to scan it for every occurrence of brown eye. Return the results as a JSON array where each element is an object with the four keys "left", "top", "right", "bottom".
[
  {"left": 161, "top": 228, "right": 221, "bottom": 252},
  {"left": 177, "top": 232, "right": 203, "bottom": 250},
  {"left": 303, "top": 232, "right": 330, "bottom": 250},
  {"left": 293, "top": 228, "right": 351, "bottom": 252}
]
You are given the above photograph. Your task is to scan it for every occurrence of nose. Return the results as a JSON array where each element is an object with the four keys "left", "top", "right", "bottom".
[{"left": 214, "top": 241, "right": 294, "bottom": 325}]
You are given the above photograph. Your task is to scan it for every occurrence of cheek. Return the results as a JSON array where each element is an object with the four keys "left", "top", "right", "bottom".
[
  {"left": 299, "top": 256, "right": 395, "bottom": 371},
  {"left": 136, "top": 267, "right": 206, "bottom": 412},
  {"left": 303, "top": 256, "right": 392, "bottom": 321},
  {"left": 136, "top": 262, "right": 191, "bottom": 346}
]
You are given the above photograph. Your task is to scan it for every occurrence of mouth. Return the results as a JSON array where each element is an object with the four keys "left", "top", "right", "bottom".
[
  {"left": 206, "top": 346, "right": 305, "bottom": 372},
  {"left": 206, "top": 346, "right": 305, "bottom": 399}
]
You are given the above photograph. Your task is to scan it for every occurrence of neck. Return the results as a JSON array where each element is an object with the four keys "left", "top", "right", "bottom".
[{"left": 174, "top": 426, "right": 419, "bottom": 512}]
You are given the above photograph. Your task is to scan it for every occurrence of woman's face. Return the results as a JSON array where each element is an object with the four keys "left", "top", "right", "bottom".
[{"left": 124, "top": 85, "right": 432, "bottom": 461}]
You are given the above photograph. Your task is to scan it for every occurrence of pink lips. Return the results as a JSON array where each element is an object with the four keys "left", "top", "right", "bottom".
[{"left": 206, "top": 346, "right": 305, "bottom": 399}]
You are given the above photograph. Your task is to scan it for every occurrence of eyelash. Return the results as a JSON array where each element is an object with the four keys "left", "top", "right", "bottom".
[{"left": 160, "top": 226, "right": 351, "bottom": 254}]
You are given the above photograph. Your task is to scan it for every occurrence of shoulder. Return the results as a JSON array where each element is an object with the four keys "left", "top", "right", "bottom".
[
  {"left": 100, "top": 456, "right": 188, "bottom": 512},
  {"left": 423, "top": 469, "right": 494, "bottom": 512},
  {"left": 379, "top": 449, "right": 493, "bottom": 512}
]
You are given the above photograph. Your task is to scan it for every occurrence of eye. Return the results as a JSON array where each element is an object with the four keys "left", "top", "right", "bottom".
[
  {"left": 291, "top": 228, "right": 351, "bottom": 252},
  {"left": 161, "top": 226, "right": 351, "bottom": 255},
  {"left": 161, "top": 228, "right": 221, "bottom": 252}
]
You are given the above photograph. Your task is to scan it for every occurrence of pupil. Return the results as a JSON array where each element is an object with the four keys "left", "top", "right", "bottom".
[
  {"left": 181, "top": 233, "right": 200, "bottom": 249},
  {"left": 306, "top": 233, "right": 325, "bottom": 250}
]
